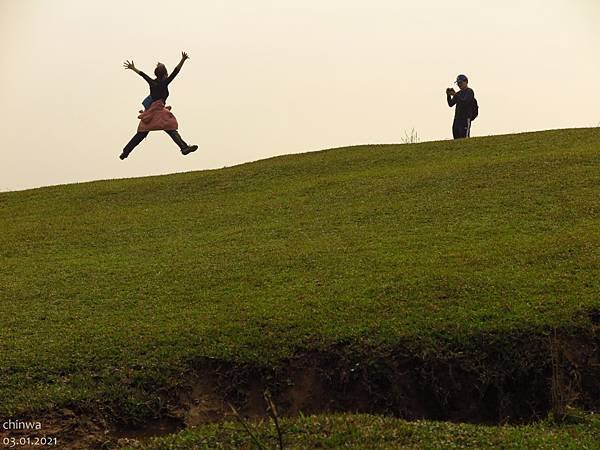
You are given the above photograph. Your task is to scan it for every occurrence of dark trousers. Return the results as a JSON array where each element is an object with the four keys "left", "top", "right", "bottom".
[
  {"left": 452, "top": 118, "right": 472, "bottom": 139},
  {"left": 122, "top": 130, "right": 188, "bottom": 156}
]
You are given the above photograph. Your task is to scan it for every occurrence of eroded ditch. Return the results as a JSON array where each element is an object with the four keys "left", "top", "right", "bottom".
[{"left": 3, "top": 319, "right": 600, "bottom": 449}]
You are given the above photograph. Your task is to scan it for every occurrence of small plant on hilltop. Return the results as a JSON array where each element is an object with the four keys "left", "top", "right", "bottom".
[{"left": 401, "top": 128, "right": 420, "bottom": 144}]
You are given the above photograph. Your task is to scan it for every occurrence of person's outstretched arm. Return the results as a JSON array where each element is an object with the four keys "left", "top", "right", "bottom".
[
  {"left": 167, "top": 51, "right": 190, "bottom": 84},
  {"left": 123, "top": 60, "right": 154, "bottom": 84}
]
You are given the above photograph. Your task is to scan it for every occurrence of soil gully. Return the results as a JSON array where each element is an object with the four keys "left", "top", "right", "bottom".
[
  {"left": 5, "top": 325, "right": 600, "bottom": 449},
  {"left": 115, "top": 326, "right": 599, "bottom": 448}
]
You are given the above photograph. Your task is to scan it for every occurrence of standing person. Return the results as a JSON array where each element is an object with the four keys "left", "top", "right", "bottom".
[
  {"left": 446, "top": 74, "right": 477, "bottom": 139},
  {"left": 120, "top": 51, "right": 198, "bottom": 160}
]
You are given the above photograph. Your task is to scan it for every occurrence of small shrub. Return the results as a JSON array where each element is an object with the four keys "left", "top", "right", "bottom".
[{"left": 400, "top": 128, "right": 420, "bottom": 144}]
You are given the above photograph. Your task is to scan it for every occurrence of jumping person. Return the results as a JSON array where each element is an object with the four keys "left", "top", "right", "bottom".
[
  {"left": 120, "top": 51, "right": 198, "bottom": 160},
  {"left": 446, "top": 74, "right": 477, "bottom": 139}
]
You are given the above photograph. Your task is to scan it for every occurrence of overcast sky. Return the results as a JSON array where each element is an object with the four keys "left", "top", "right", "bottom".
[{"left": 1, "top": 0, "right": 599, "bottom": 192}]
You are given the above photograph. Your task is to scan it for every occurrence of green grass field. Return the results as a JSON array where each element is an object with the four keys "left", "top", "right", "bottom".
[
  {"left": 1, "top": 128, "right": 599, "bottom": 447},
  {"left": 122, "top": 412, "right": 600, "bottom": 450}
]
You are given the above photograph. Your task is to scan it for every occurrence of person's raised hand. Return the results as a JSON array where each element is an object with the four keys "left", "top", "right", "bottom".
[
  {"left": 181, "top": 51, "right": 190, "bottom": 61},
  {"left": 123, "top": 60, "right": 136, "bottom": 70}
]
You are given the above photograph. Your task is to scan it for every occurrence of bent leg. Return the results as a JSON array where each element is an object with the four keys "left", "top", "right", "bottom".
[
  {"left": 122, "top": 131, "right": 149, "bottom": 157},
  {"left": 165, "top": 130, "right": 188, "bottom": 151}
]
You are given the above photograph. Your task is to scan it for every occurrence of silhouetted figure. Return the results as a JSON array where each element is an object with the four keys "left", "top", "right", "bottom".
[
  {"left": 120, "top": 51, "right": 198, "bottom": 160},
  {"left": 446, "top": 74, "right": 478, "bottom": 139}
]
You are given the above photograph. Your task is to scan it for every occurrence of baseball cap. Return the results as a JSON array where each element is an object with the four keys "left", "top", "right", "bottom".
[{"left": 455, "top": 74, "right": 469, "bottom": 83}]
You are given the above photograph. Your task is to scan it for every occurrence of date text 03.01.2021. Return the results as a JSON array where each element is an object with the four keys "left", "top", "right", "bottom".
[{"left": 2, "top": 436, "right": 59, "bottom": 447}]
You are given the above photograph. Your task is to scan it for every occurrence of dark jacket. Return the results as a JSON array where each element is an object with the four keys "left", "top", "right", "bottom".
[
  {"left": 138, "top": 66, "right": 181, "bottom": 102},
  {"left": 447, "top": 87, "right": 475, "bottom": 121}
]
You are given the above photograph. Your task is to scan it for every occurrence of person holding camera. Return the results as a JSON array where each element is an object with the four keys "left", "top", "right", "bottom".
[{"left": 446, "top": 74, "right": 478, "bottom": 139}]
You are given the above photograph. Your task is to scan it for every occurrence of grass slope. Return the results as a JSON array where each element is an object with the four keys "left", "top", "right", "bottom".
[
  {"left": 1, "top": 128, "right": 599, "bottom": 421},
  {"left": 122, "top": 412, "right": 600, "bottom": 450}
]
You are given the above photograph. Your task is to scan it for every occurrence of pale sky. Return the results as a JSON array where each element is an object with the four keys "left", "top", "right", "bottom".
[{"left": 1, "top": 0, "right": 599, "bottom": 192}]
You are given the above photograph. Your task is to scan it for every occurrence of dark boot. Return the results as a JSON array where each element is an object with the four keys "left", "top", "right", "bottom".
[
  {"left": 166, "top": 130, "right": 197, "bottom": 155},
  {"left": 182, "top": 145, "right": 198, "bottom": 155}
]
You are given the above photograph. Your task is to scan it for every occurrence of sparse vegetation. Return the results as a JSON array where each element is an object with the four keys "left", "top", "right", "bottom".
[{"left": 400, "top": 127, "right": 420, "bottom": 144}]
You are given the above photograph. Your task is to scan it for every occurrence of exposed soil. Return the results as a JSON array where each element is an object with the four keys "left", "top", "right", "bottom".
[{"left": 2, "top": 318, "right": 599, "bottom": 449}]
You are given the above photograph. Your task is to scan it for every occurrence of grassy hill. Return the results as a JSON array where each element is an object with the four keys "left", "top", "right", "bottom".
[{"left": 1, "top": 128, "right": 599, "bottom": 447}]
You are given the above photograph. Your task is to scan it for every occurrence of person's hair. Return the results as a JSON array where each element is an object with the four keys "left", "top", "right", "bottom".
[{"left": 154, "top": 64, "right": 168, "bottom": 79}]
